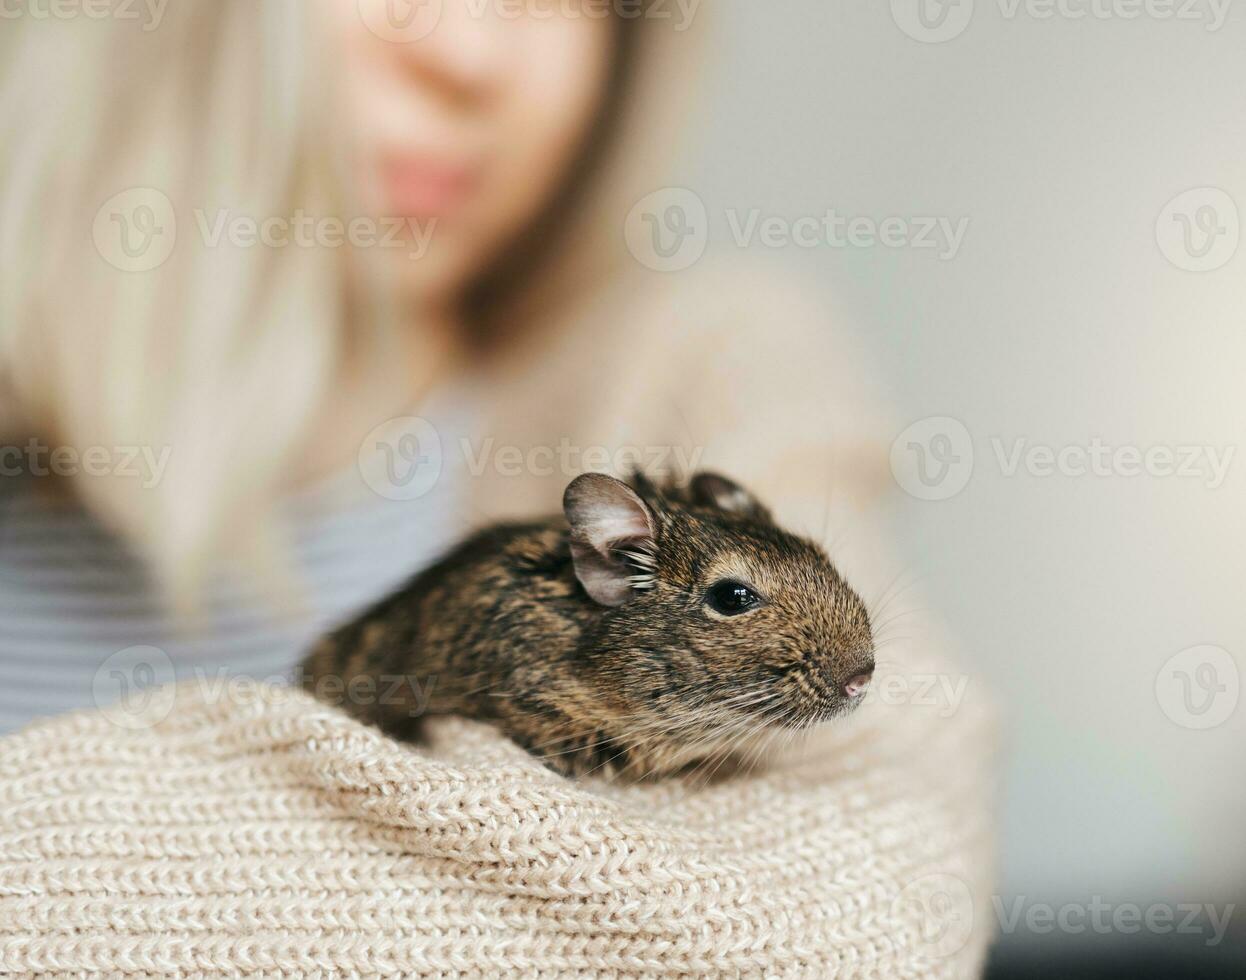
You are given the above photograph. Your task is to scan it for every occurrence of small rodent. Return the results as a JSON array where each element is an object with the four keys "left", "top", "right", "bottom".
[{"left": 302, "top": 471, "right": 875, "bottom": 781}]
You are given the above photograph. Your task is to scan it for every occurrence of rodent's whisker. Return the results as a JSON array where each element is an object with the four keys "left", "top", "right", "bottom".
[
  {"left": 575, "top": 693, "right": 781, "bottom": 778},
  {"left": 865, "top": 570, "right": 924, "bottom": 629},
  {"left": 869, "top": 629, "right": 915, "bottom": 652},
  {"left": 728, "top": 725, "right": 778, "bottom": 779},
  {"left": 869, "top": 606, "right": 927, "bottom": 638},
  {"left": 520, "top": 698, "right": 752, "bottom": 757},
  {"left": 578, "top": 712, "right": 739, "bottom": 777},
  {"left": 683, "top": 712, "right": 775, "bottom": 784},
  {"left": 527, "top": 685, "right": 780, "bottom": 778}
]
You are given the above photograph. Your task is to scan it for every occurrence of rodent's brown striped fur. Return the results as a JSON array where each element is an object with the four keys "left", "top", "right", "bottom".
[{"left": 302, "top": 471, "right": 874, "bottom": 780}]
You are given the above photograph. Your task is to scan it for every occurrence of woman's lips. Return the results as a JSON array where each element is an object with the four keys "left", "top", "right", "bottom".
[{"left": 380, "top": 156, "right": 480, "bottom": 220}]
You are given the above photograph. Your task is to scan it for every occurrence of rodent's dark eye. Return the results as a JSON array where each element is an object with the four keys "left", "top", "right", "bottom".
[{"left": 704, "top": 580, "right": 761, "bottom": 617}]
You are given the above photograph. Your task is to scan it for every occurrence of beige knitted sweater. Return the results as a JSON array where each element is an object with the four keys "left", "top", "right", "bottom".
[{"left": 0, "top": 643, "right": 995, "bottom": 979}]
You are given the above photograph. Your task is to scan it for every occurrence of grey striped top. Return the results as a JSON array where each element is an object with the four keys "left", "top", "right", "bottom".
[{"left": 0, "top": 398, "right": 476, "bottom": 735}]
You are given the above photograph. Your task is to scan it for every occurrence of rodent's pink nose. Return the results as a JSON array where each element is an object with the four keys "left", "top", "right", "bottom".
[{"left": 842, "top": 669, "right": 874, "bottom": 698}]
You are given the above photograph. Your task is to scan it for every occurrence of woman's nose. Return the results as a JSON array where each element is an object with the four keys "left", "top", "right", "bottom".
[{"left": 385, "top": 0, "right": 508, "bottom": 103}]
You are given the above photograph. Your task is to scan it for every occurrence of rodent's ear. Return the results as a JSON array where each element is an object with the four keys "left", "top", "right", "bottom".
[
  {"left": 563, "top": 473, "right": 658, "bottom": 607},
  {"left": 690, "top": 471, "right": 772, "bottom": 522}
]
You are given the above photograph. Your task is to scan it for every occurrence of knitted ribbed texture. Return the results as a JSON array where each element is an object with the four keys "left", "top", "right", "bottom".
[{"left": 0, "top": 664, "right": 996, "bottom": 978}]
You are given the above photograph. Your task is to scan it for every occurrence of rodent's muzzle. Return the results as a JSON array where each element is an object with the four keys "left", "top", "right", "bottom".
[
  {"left": 841, "top": 666, "right": 874, "bottom": 699},
  {"left": 772, "top": 651, "right": 876, "bottom": 729}
]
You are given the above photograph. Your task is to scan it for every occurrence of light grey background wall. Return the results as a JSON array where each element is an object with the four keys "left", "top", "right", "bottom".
[{"left": 673, "top": 0, "right": 1246, "bottom": 911}]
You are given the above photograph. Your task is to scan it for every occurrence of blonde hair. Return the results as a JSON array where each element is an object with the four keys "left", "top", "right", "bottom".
[
  {"left": 0, "top": 1, "right": 701, "bottom": 606},
  {"left": 0, "top": 1, "right": 394, "bottom": 603}
]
